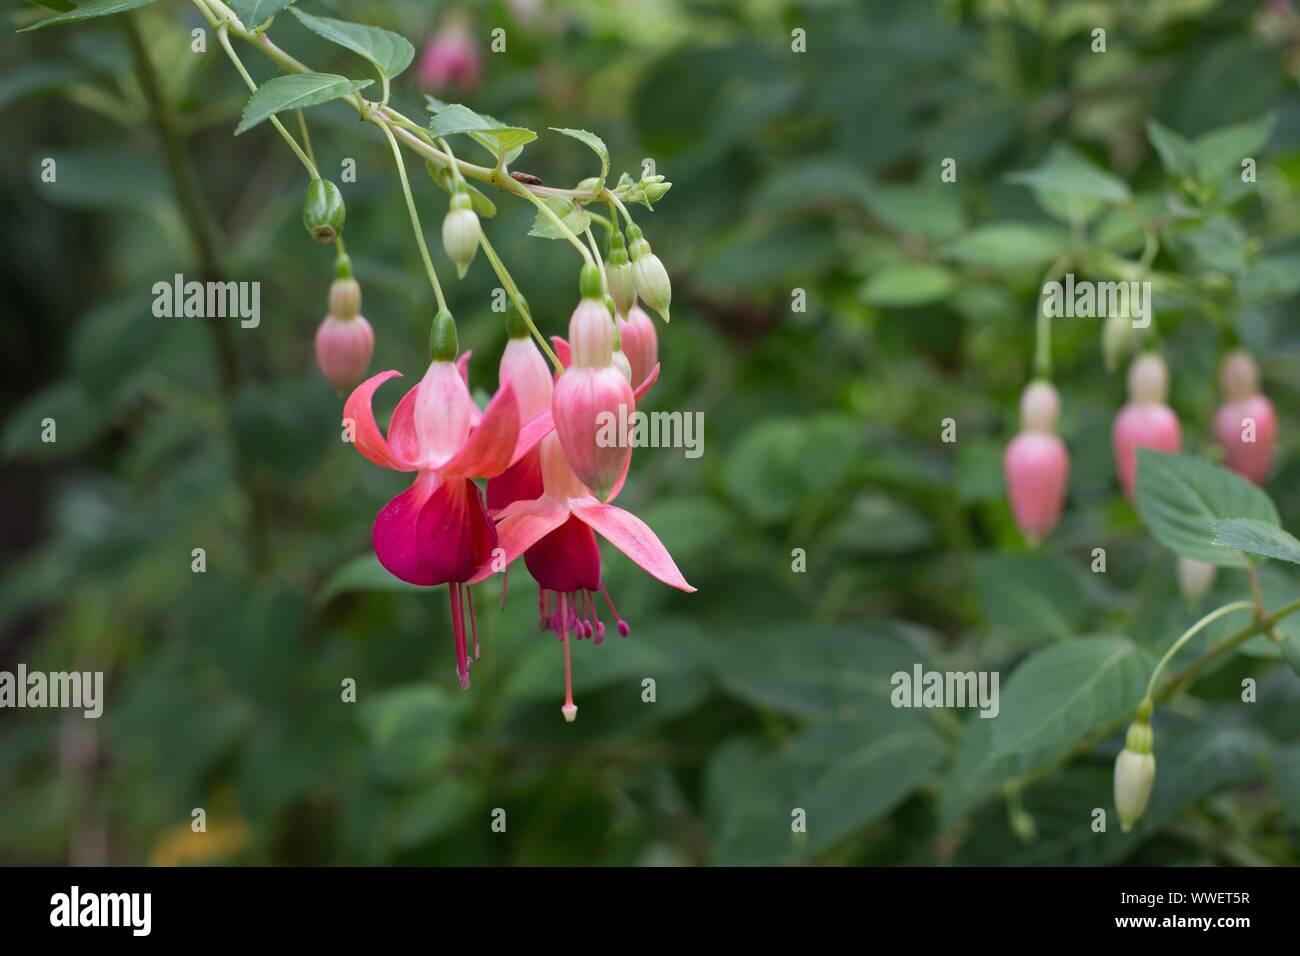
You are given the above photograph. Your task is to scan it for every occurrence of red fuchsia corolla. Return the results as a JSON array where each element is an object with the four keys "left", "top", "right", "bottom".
[
  {"left": 1004, "top": 380, "right": 1070, "bottom": 545},
  {"left": 419, "top": 13, "right": 482, "bottom": 93},
  {"left": 1214, "top": 349, "right": 1276, "bottom": 485},
  {"left": 1113, "top": 352, "right": 1181, "bottom": 501}
]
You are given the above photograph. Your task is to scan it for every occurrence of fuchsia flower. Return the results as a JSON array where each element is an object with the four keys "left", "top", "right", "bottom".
[
  {"left": 343, "top": 314, "right": 551, "bottom": 689},
  {"left": 486, "top": 326, "right": 554, "bottom": 513},
  {"left": 419, "top": 14, "right": 482, "bottom": 93},
  {"left": 1214, "top": 350, "right": 1276, "bottom": 485},
  {"left": 1004, "top": 380, "right": 1069, "bottom": 545},
  {"left": 552, "top": 269, "right": 637, "bottom": 501},
  {"left": 474, "top": 431, "right": 694, "bottom": 720},
  {"left": 617, "top": 305, "right": 659, "bottom": 389},
  {"left": 1113, "top": 353, "right": 1181, "bottom": 501}
]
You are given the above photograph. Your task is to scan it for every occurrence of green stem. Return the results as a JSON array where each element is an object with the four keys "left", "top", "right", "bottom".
[
  {"left": 584, "top": 226, "right": 608, "bottom": 293},
  {"left": 296, "top": 109, "right": 317, "bottom": 169},
  {"left": 371, "top": 114, "right": 447, "bottom": 313},
  {"left": 215, "top": 25, "right": 319, "bottom": 180},
  {"left": 478, "top": 231, "right": 562, "bottom": 372},
  {"left": 1144, "top": 600, "right": 1255, "bottom": 700},
  {"left": 602, "top": 188, "right": 635, "bottom": 227},
  {"left": 1034, "top": 255, "right": 1071, "bottom": 379}
]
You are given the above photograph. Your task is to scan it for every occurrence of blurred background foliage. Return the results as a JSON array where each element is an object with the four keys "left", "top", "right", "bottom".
[{"left": 4, "top": 0, "right": 1300, "bottom": 866}]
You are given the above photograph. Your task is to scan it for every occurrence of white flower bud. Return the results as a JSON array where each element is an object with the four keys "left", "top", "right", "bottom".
[
  {"left": 1114, "top": 719, "right": 1156, "bottom": 833},
  {"left": 442, "top": 192, "right": 481, "bottom": 278}
]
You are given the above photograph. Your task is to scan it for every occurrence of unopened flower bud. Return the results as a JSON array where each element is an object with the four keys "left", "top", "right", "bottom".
[
  {"left": 1113, "top": 353, "right": 1181, "bottom": 501},
  {"left": 626, "top": 224, "right": 671, "bottom": 323},
  {"left": 442, "top": 191, "right": 481, "bottom": 278},
  {"left": 1177, "top": 556, "right": 1217, "bottom": 606},
  {"left": 303, "top": 178, "right": 346, "bottom": 244},
  {"left": 606, "top": 237, "right": 637, "bottom": 317},
  {"left": 1114, "top": 716, "right": 1156, "bottom": 833},
  {"left": 1102, "top": 313, "right": 1141, "bottom": 372},
  {"left": 616, "top": 305, "right": 658, "bottom": 387},
  {"left": 1005, "top": 380, "right": 1069, "bottom": 545},
  {"left": 315, "top": 311, "right": 373, "bottom": 391},
  {"left": 1215, "top": 350, "right": 1276, "bottom": 485}
]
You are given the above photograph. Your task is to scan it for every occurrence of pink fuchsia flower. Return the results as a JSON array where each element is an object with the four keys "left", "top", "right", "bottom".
[
  {"left": 1004, "top": 380, "right": 1070, "bottom": 545},
  {"left": 552, "top": 267, "right": 637, "bottom": 501},
  {"left": 1113, "top": 353, "right": 1181, "bottom": 501},
  {"left": 474, "top": 431, "right": 694, "bottom": 721},
  {"left": 315, "top": 274, "right": 374, "bottom": 391},
  {"left": 1214, "top": 350, "right": 1276, "bottom": 485},
  {"left": 343, "top": 313, "right": 526, "bottom": 689},
  {"left": 486, "top": 323, "right": 555, "bottom": 513},
  {"left": 419, "top": 14, "right": 482, "bottom": 93},
  {"left": 617, "top": 305, "right": 658, "bottom": 390}
]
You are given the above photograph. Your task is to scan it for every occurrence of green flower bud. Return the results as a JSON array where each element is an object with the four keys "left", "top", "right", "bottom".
[
  {"left": 579, "top": 262, "right": 603, "bottom": 300},
  {"left": 641, "top": 176, "right": 671, "bottom": 204},
  {"left": 1114, "top": 716, "right": 1156, "bottom": 833},
  {"left": 627, "top": 224, "right": 671, "bottom": 323},
  {"left": 442, "top": 191, "right": 481, "bottom": 279},
  {"left": 429, "top": 309, "right": 459, "bottom": 362},
  {"left": 303, "top": 178, "right": 346, "bottom": 245},
  {"left": 606, "top": 243, "right": 637, "bottom": 316}
]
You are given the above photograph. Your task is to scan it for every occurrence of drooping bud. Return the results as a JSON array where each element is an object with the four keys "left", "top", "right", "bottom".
[
  {"left": 442, "top": 191, "right": 481, "bottom": 278},
  {"left": 606, "top": 234, "right": 637, "bottom": 317},
  {"left": 429, "top": 309, "right": 459, "bottom": 362},
  {"left": 315, "top": 312, "right": 374, "bottom": 391},
  {"left": 552, "top": 288, "right": 635, "bottom": 500},
  {"left": 612, "top": 349, "right": 633, "bottom": 383},
  {"left": 1114, "top": 714, "right": 1156, "bottom": 833},
  {"left": 1112, "top": 353, "right": 1181, "bottom": 501},
  {"left": 419, "top": 14, "right": 482, "bottom": 93},
  {"left": 616, "top": 305, "right": 659, "bottom": 389},
  {"left": 1214, "top": 350, "right": 1276, "bottom": 485},
  {"left": 1004, "top": 380, "right": 1070, "bottom": 545},
  {"left": 626, "top": 223, "right": 671, "bottom": 323},
  {"left": 1176, "top": 556, "right": 1218, "bottom": 606},
  {"left": 303, "top": 179, "right": 346, "bottom": 244},
  {"left": 1102, "top": 313, "right": 1142, "bottom": 372}
]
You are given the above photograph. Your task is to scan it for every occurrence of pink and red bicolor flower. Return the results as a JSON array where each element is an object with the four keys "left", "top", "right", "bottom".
[{"left": 343, "top": 353, "right": 550, "bottom": 689}]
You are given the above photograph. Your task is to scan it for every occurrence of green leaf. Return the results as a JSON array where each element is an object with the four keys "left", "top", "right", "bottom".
[
  {"left": 1006, "top": 144, "right": 1130, "bottom": 223},
  {"left": 527, "top": 197, "right": 590, "bottom": 240},
  {"left": 235, "top": 73, "right": 371, "bottom": 134},
  {"left": 973, "top": 552, "right": 1085, "bottom": 645},
  {"left": 1135, "top": 450, "right": 1280, "bottom": 567},
  {"left": 943, "top": 223, "right": 1070, "bottom": 270},
  {"left": 1281, "top": 631, "right": 1300, "bottom": 680},
  {"left": 549, "top": 128, "right": 609, "bottom": 186},
  {"left": 1192, "top": 112, "right": 1276, "bottom": 185},
  {"left": 0, "top": 63, "right": 82, "bottom": 110},
  {"left": 1146, "top": 119, "right": 1194, "bottom": 177},
  {"left": 289, "top": 8, "right": 414, "bottom": 81},
  {"left": 711, "top": 717, "right": 946, "bottom": 864},
  {"left": 860, "top": 263, "right": 955, "bottom": 307},
  {"left": 316, "top": 552, "right": 426, "bottom": 604},
  {"left": 859, "top": 182, "right": 966, "bottom": 240},
  {"left": 1213, "top": 518, "right": 1300, "bottom": 565},
  {"left": 227, "top": 0, "right": 296, "bottom": 27},
  {"left": 993, "top": 635, "right": 1153, "bottom": 756},
  {"left": 18, "top": 0, "right": 156, "bottom": 31},
  {"left": 426, "top": 102, "right": 537, "bottom": 163},
  {"left": 1275, "top": 743, "right": 1300, "bottom": 828}
]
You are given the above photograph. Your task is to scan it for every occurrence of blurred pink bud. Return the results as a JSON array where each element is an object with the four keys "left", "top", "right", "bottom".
[
  {"left": 1113, "top": 354, "right": 1181, "bottom": 501},
  {"left": 1004, "top": 381, "right": 1069, "bottom": 544},
  {"left": 420, "top": 17, "right": 482, "bottom": 93},
  {"left": 1214, "top": 350, "right": 1275, "bottom": 485},
  {"left": 315, "top": 313, "right": 374, "bottom": 391}
]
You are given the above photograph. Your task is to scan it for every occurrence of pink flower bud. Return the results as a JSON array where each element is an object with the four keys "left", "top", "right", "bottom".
[
  {"left": 315, "top": 312, "right": 374, "bottom": 391},
  {"left": 1113, "top": 354, "right": 1181, "bottom": 501},
  {"left": 1004, "top": 381, "right": 1069, "bottom": 544},
  {"left": 552, "top": 298, "right": 634, "bottom": 500},
  {"left": 420, "top": 16, "right": 482, "bottom": 93},
  {"left": 499, "top": 335, "right": 553, "bottom": 420},
  {"left": 1214, "top": 351, "right": 1275, "bottom": 485},
  {"left": 617, "top": 305, "right": 658, "bottom": 388}
]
